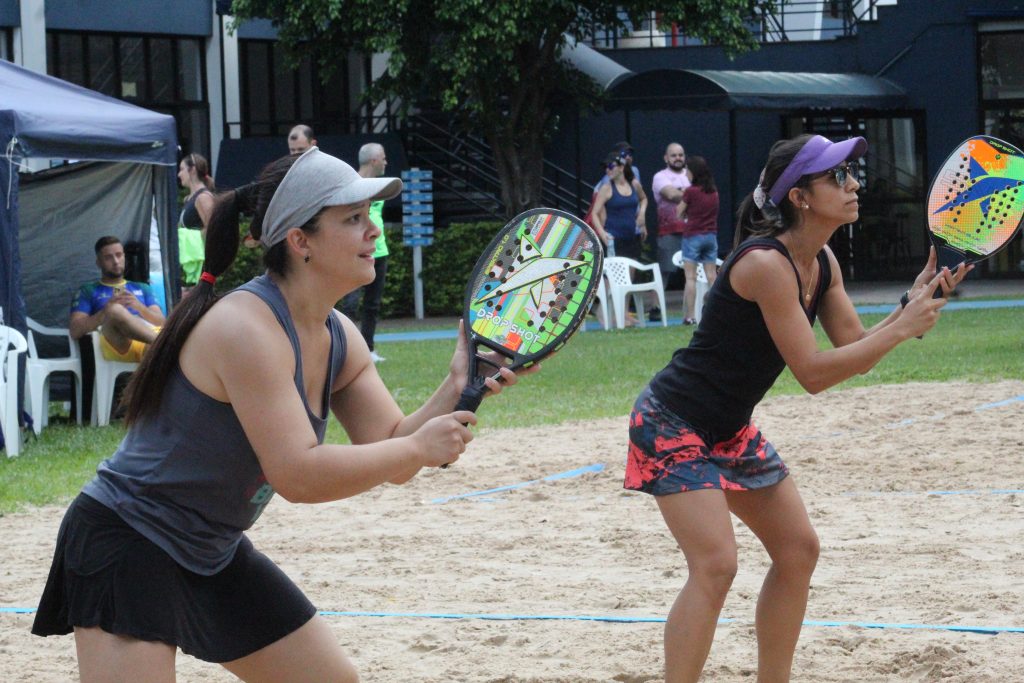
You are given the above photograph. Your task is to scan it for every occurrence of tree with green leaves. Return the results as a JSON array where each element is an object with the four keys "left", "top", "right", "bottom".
[{"left": 230, "top": 0, "right": 760, "bottom": 217}]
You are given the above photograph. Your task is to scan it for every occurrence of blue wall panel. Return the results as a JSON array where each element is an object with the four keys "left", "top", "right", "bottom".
[
  {"left": 0, "top": 0, "right": 19, "bottom": 27},
  {"left": 45, "top": 0, "right": 212, "bottom": 36}
]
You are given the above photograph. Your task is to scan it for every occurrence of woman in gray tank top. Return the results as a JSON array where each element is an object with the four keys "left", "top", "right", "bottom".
[{"left": 33, "top": 147, "right": 531, "bottom": 681}]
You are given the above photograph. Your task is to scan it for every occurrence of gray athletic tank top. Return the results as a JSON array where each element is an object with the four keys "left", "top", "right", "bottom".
[{"left": 82, "top": 274, "right": 347, "bottom": 575}]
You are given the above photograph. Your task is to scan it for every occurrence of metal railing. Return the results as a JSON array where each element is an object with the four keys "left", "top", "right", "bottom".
[
  {"left": 585, "top": 1, "right": 891, "bottom": 48},
  {"left": 404, "top": 113, "right": 592, "bottom": 217}
]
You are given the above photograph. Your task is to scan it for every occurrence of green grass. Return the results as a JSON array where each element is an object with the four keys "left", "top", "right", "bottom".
[{"left": 2, "top": 305, "right": 1021, "bottom": 515}]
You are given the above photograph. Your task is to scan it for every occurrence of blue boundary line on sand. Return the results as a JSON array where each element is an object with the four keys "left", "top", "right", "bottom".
[
  {"left": 430, "top": 463, "right": 605, "bottom": 504},
  {"left": 377, "top": 299, "right": 1024, "bottom": 343},
  {"left": 1, "top": 606, "right": 1020, "bottom": 634}
]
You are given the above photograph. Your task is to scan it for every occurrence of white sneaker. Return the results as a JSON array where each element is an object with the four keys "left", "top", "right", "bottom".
[{"left": 370, "top": 351, "right": 385, "bottom": 363}]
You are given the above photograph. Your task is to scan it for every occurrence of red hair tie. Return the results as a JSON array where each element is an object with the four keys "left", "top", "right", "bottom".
[{"left": 199, "top": 272, "right": 217, "bottom": 285}]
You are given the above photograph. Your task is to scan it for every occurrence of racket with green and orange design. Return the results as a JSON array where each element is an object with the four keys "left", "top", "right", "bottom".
[
  {"left": 927, "top": 135, "right": 1024, "bottom": 274},
  {"left": 454, "top": 208, "right": 603, "bottom": 413}
]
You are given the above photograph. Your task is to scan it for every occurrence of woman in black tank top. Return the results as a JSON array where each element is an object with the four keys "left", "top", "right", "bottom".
[
  {"left": 177, "top": 153, "right": 216, "bottom": 288},
  {"left": 627, "top": 134, "right": 970, "bottom": 681}
]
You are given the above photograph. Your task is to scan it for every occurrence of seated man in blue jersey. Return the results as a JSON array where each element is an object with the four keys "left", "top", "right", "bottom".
[{"left": 69, "top": 236, "right": 166, "bottom": 362}]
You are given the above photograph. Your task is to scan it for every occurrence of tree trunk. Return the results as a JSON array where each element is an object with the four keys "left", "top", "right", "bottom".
[{"left": 490, "top": 130, "right": 546, "bottom": 218}]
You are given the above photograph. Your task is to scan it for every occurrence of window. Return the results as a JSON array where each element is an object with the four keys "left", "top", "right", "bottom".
[
  {"left": 46, "top": 31, "right": 209, "bottom": 157},
  {"left": 0, "top": 28, "right": 12, "bottom": 62},
  {"left": 238, "top": 39, "right": 352, "bottom": 138},
  {"left": 785, "top": 113, "right": 926, "bottom": 280},
  {"left": 979, "top": 31, "right": 1024, "bottom": 275}
]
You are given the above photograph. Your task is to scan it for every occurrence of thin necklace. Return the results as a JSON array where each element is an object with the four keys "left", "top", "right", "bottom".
[{"left": 802, "top": 263, "right": 817, "bottom": 302}]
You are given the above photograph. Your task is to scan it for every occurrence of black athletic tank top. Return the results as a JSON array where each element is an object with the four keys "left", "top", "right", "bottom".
[
  {"left": 179, "top": 188, "right": 210, "bottom": 229},
  {"left": 648, "top": 237, "right": 832, "bottom": 442}
]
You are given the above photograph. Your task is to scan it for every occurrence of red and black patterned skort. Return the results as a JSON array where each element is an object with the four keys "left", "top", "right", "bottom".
[{"left": 624, "top": 387, "right": 788, "bottom": 496}]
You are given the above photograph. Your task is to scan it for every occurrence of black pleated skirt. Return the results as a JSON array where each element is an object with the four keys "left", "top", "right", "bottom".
[{"left": 32, "top": 493, "right": 316, "bottom": 663}]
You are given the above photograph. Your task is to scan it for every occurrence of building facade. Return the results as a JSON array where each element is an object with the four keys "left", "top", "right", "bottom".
[{"left": 2, "top": 0, "right": 1022, "bottom": 279}]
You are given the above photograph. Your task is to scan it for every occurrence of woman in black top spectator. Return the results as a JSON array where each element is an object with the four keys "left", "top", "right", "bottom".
[
  {"left": 624, "top": 134, "right": 969, "bottom": 682},
  {"left": 178, "top": 152, "right": 215, "bottom": 288}
]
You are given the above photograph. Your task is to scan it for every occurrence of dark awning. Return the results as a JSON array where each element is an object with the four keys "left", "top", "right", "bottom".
[
  {"left": 561, "top": 41, "right": 906, "bottom": 112},
  {"left": 608, "top": 68, "right": 907, "bottom": 111}
]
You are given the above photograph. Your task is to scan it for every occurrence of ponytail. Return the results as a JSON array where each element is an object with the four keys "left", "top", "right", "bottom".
[
  {"left": 122, "top": 154, "right": 305, "bottom": 424},
  {"left": 733, "top": 134, "right": 815, "bottom": 249}
]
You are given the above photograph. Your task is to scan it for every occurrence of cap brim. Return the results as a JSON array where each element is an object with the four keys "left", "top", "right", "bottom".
[
  {"left": 327, "top": 176, "right": 403, "bottom": 206},
  {"left": 804, "top": 136, "right": 868, "bottom": 174}
]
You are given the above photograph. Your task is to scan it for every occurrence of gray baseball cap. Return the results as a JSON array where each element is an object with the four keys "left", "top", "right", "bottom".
[{"left": 261, "top": 147, "right": 402, "bottom": 248}]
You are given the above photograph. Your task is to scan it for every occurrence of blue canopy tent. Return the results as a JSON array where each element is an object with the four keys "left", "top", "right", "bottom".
[
  {"left": 0, "top": 59, "right": 179, "bottom": 331},
  {"left": 0, "top": 60, "right": 179, "bottom": 431}
]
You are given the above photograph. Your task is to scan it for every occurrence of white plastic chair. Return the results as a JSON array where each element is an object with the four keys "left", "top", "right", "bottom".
[
  {"left": 602, "top": 256, "right": 668, "bottom": 330},
  {"left": 89, "top": 331, "right": 139, "bottom": 427},
  {"left": 694, "top": 263, "right": 709, "bottom": 324},
  {"left": 26, "top": 317, "right": 83, "bottom": 434},
  {"left": 582, "top": 274, "right": 611, "bottom": 332},
  {"left": 693, "top": 257, "right": 724, "bottom": 324},
  {"left": 0, "top": 324, "right": 28, "bottom": 456}
]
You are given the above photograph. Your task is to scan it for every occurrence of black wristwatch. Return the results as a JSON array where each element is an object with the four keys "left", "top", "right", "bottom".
[{"left": 899, "top": 290, "right": 910, "bottom": 308}]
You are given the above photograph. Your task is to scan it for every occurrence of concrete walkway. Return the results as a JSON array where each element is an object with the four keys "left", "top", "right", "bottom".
[{"left": 374, "top": 279, "right": 1024, "bottom": 343}]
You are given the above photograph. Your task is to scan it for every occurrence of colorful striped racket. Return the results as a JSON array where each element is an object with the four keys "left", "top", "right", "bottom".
[
  {"left": 927, "top": 135, "right": 1024, "bottom": 272},
  {"left": 454, "top": 208, "right": 603, "bottom": 413}
]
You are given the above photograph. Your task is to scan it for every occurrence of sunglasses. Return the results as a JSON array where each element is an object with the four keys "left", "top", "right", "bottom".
[
  {"left": 814, "top": 162, "right": 858, "bottom": 187},
  {"left": 606, "top": 161, "right": 623, "bottom": 170}
]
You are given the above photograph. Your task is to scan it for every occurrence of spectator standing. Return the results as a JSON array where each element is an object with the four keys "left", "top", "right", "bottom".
[
  {"left": 652, "top": 143, "right": 691, "bottom": 291},
  {"left": 590, "top": 153, "right": 647, "bottom": 261},
  {"left": 287, "top": 124, "right": 317, "bottom": 154},
  {"left": 178, "top": 152, "right": 215, "bottom": 289},
  {"left": 677, "top": 155, "right": 720, "bottom": 324},
  {"left": 340, "top": 143, "right": 391, "bottom": 362}
]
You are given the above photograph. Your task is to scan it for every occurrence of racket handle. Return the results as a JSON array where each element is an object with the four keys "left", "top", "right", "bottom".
[
  {"left": 454, "top": 383, "right": 486, "bottom": 414},
  {"left": 440, "top": 383, "right": 487, "bottom": 469}
]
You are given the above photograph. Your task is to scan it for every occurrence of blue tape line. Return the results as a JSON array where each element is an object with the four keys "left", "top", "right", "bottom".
[
  {"left": 431, "top": 463, "right": 605, "bottom": 504},
  {"left": 977, "top": 395, "right": 1024, "bottom": 410},
  {"left": 6, "top": 605, "right": 1016, "bottom": 634},
  {"left": 844, "top": 488, "right": 1024, "bottom": 497},
  {"left": 856, "top": 300, "right": 1024, "bottom": 315}
]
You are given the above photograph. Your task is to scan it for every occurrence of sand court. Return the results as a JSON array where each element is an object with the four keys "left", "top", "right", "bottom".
[{"left": 2, "top": 380, "right": 1023, "bottom": 681}]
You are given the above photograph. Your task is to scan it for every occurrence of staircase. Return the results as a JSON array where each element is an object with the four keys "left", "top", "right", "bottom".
[{"left": 401, "top": 112, "right": 590, "bottom": 226}]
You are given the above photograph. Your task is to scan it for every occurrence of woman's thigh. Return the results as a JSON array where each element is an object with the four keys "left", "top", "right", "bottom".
[
  {"left": 75, "top": 626, "right": 176, "bottom": 683},
  {"left": 220, "top": 615, "right": 358, "bottom": 683},
  {"left": 657, "top": 489, "right": 737, "bottom": 570},
  {"left": 725, "top": 477, "right": 818, "bottom": 564}
]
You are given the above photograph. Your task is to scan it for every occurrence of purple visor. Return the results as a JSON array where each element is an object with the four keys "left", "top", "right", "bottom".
[{"left": 768, "top": 135, "right": 868, "bottom": 205}]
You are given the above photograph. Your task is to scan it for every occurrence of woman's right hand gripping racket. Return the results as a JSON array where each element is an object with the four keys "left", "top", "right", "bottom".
[
  {"left": 926, "top": 135, "right": 1024, "bottom": 278},
  {"left": 453, "top": 208, "right": 603, "bottom": 414}
]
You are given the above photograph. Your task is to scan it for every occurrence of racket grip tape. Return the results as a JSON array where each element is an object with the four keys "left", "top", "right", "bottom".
[
  {"left": 440, "top": 383, "right": 486, "bottom": 469},
  {"left": 454, "top": 383, "right": 486, "bottom": 414}
]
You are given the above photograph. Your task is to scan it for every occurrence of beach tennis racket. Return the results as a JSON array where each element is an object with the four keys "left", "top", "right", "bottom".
[
  {"left": 453, "top": 208, "right": 603, "bottom": 414},
  {"left": 926, "top": 135, "right": 1024, "bottom": 276}
]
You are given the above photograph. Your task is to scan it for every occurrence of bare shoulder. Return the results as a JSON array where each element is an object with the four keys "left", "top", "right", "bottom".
[
  {"left": 730, "top": 247, "right": 796, "bottom": 302},
  {"left": 187, "top": 291, "right": 291, "bottom": 365},
  {"left": 821, "top": 244, "right": 846, "bottom": 289}
]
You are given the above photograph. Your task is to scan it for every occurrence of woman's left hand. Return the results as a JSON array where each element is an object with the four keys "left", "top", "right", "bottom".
[
  {"left": 908, "top": 246, "right": 973, "bottom": 299},
  {"left": 449, "top": 320, "right": 541, "bottom": 398}
]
